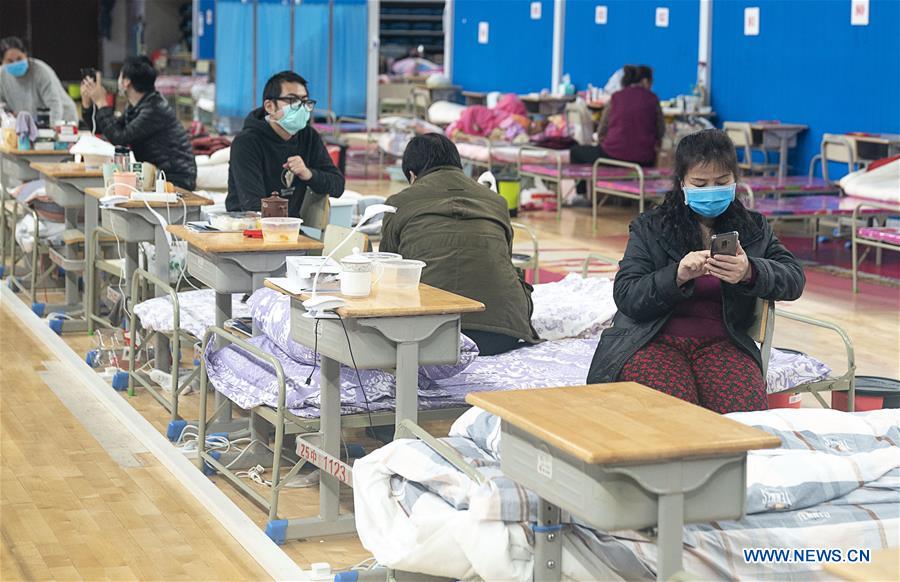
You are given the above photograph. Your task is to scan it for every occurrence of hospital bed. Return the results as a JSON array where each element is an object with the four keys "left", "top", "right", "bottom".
[
  {"left": 518, "top": 151, "right": 673, "bottom": 225},
  {"left": 452, "top": 136, "right": 558, "bottom": 174},
  {"left": 188, "top": 256, "right": 855, "bottom": 544},
  {"left": 351, "top": 405, "right": 899, "bottom": 581}
]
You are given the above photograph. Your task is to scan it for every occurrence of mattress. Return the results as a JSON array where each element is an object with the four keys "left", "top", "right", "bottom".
[
  {"left": 353, "top": 407, "right": 900, "bottom": 580},
  {"left": 594, "top": 178, "right": 673, "bottom": 195},
  {"left": 743, "top": 176, "right": 840, "bottom": 194},
  {"left": 857, "top": 226, "right": 900, "bottom": 245},
  {"left": 522, "top": 164, "right": 672, "bottom": 180},
  {"left": 753, "top": 195, "right": 887, "bottom": 217},
  {"left": 454, "top": 143, "right": 571, "bottom": 166}
]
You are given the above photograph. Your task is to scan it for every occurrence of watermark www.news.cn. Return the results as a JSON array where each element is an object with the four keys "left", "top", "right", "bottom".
[{"left": 743, "top": 548, "right": 872, "bottom": 564}]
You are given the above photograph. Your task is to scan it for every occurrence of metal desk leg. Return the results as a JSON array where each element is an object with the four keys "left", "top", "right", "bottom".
[
  {"left": 318, "top": 355, "right": 342, "bottom": 523},
  {"left": 153, "top": 226, "right": 171, "bottom": 373},
  {"left": 63, "top": 206, "right": 80, "bottom": 307},
  {"left": 533, "top": 500, "right": 563, "bottom": 582},
  {"left": 213, "top": 291, "right": 233, "bottom": 422},
  {"left": 84, "top": 197, "right": 100, "bottom": 331},
  {"left": 394, "top": 341, "right": 420, "bottom": 438},
  {"left": 777, "top": 136, "right": 789, "bottom": 186},
  {"left": 123, "top": 241, "right": 139, "bottom": 303},
  {"left": 656, "top": 492, "right": 685, "bottom": 581}
]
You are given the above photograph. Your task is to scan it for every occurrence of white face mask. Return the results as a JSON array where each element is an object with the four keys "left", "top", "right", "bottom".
[{"left": 117, "top": 80, "right": 127, "bottom": 97}]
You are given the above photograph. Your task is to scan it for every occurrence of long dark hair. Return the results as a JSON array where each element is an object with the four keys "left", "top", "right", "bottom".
[{"left": 657, "top": 129, "right": 753, "bottom": 252}]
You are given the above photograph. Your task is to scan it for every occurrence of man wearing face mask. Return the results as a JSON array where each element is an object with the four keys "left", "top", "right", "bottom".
[
  {"left": 80, "top": 56, "right": 196, "bottom": 190},
  {"left": 226, "top": 71, "right": 344, "bottom": 216},
  {"left": 0, "top": 36, "right": 78, "bottom": 123}
]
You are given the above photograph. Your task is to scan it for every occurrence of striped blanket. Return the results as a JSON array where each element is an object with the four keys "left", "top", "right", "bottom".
[{"left": 353, "top": 408, "right": 900, "bottom": 580}]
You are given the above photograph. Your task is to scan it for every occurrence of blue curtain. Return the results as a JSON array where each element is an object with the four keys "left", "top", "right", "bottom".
[
  {"left": 219, "top": 0, "right": 368, "bottom": 120},
  {"left": 332, "top": 0, "right": 367, "bottom": 117},
  {"left": 295, "top": 0, "right": 367, "bottom": 118},
  {"left": 256, "top": 0, "right": 293, "bottom": 101},
  {"left": 215, "top": 0, "right": 254, "bottom": 118}
]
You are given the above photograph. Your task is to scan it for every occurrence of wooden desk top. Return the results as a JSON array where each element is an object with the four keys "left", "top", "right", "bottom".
[
  {"left": 265, "top": 279, "right": 485, "bottom": 319},
  {"left": 84, "top": 186, "right": 213, "bottom": 208},
  {"left": 467, "top": 383, "right": 781, "bottom": 464},
  {"left": 847, "top": 132, "right": 900, "bottom": 145},
  {"left": 823, "top": 548, "right": 899, "bottom": 581},
  {"left": 167, "top": 224, "right": 324, "bottom": 253},
  {"left": 521, "top": 94, "right": 576, "bottom": 103},
  {"left": 750, "top": 123, "right": 808, "bottom": 132},
  {"left": 0, "top": 144, "right": 71, "bottom": 156},
  {"left": 30, "top": 162, "right": 103, "bottom": 178}
]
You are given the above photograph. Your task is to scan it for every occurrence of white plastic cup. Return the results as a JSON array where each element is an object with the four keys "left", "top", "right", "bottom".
[{"left": 378, "top": 259, "right": 426, "bottom": 289}]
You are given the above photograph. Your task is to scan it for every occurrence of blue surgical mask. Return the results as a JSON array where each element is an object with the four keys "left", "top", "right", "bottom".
[
  {"left": 5, "top": 59, "right": 28, "bottom": 78},
  {"left": 683, "top": 183, "right": 736, "bottom": 218},
  {"left": 273, "top": 105, "right": 310, "bottom": 135}
]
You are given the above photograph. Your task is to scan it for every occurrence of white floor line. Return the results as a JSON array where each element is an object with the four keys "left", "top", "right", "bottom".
[
  {"left": 39, "top": 364, "right": 149, "bottom": 468},
  {"left": 1, "top": 285, "right": 308, "bottom": 581}
]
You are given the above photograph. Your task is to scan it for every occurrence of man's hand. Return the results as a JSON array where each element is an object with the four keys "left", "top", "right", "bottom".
[
  {"left": 81, "top": 75, "right": 108, "bottom": 108},
  {"left": 284, "top": 156, "right": 312, "bottom": 181}
]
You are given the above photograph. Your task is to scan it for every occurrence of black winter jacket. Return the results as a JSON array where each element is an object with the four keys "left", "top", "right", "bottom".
[
  {"left": 87, "top": 91, "right": 197, "bottom": 190},
  {"left": 226, "top": 108, "right": 345, "bottom": 217},
  {"left": 586, "top": 207, "right": 805, "bottom": 384}
]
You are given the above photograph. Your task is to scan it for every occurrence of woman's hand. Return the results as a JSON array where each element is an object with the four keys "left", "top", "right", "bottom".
[
  {"left": 676, "top": 250, "right": 710, "bottom": 286},
  {"left": 707, "top": 242, "right": 752, "bottom": 284}
]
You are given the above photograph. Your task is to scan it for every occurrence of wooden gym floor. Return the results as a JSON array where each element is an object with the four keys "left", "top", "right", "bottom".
[{"left": 1, "top": 177, "right": 898, "bottom": 579}]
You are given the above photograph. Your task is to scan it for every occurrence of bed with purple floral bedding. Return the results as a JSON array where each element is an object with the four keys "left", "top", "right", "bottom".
[{"left": 203, "top": 287, "right": 831, "bottom": 418}]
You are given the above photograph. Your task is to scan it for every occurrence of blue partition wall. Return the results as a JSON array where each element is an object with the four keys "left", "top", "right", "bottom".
[
  {"left": 712, "top": 0, "right": 900, "bottom": 179},
  {"left": 563, "top": 0, "right": 699, "bottom": 100},
  {"left": 452, "top": 0, "right": 555, "bottom": 94}
]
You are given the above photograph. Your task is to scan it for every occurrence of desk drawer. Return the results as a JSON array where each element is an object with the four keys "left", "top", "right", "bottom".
[
  {"left": 500, "top": 424, "right": 747, "bottom": 530},
  {"left": 289, "top": 301, "right": 461, "bottom": 369},
  {"left": 45, "top": 180, "right": 83, "bottom": 208}
]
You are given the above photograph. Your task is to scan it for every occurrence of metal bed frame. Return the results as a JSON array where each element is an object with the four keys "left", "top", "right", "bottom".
[
  {"left": 851, "top": 200, "right": 900, "bottom": 293},
  {"left": 195, "top": 326, "right": 469, "bottom": 544}
]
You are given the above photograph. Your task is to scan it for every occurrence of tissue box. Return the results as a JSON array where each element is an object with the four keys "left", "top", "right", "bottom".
[{"left": 285, "top": 256, "right": 341, "bottom": 289}]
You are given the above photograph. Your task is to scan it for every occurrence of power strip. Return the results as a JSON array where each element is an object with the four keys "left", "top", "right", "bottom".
[{"left": 131, "top": 192, "right": 178, "bottom": 203}]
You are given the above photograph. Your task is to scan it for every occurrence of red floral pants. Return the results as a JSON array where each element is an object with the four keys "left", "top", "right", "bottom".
[{"left": 620, "top": 335, "right": 768, "bottom": 414}]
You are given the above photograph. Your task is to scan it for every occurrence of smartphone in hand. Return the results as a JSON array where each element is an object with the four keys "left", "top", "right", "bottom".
[{"left": 711, "top": 231, "right": 739, "bottom": 256}]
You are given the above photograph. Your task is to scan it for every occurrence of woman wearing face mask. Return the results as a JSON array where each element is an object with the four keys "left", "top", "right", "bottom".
[
  {"left": 0, "top": 36, "right": 78, "bottom": 123},
  {"left": 80, "top": 56, "right": 196, "bottom": 190},
  {"left": 226, "top": 70, "right": 344, "bottom": 217},
  {"left": 586, "top": 129, "right": 805, "bottom": 414}
]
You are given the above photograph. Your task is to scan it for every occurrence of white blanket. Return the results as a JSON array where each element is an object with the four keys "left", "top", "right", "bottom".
[{"left": 354, "top": 408, "right": 900, "bottom": 581}]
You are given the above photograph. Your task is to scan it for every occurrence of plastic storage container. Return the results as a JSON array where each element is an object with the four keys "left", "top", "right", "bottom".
[
  {"left": 378, "top": 259, "right": 426, "bottom": 289},
  {"left": 208, "top": 211, "right": 261, "bottom": 232},
  {"left": 261, "top": 217, "right": 303, "bottom": 243}
]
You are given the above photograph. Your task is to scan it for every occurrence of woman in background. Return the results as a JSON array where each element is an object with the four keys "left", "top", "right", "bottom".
[
  {"left": 0, "top": 36, "right": 77, "bottom": 123},
  {"left": 571, "top": 64, "right": 665, "bottom": 168}
]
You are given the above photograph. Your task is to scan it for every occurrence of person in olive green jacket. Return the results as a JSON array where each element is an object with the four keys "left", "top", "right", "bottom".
[{"left": 380, "top": 133, "right": 540, "bottom": 356}]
